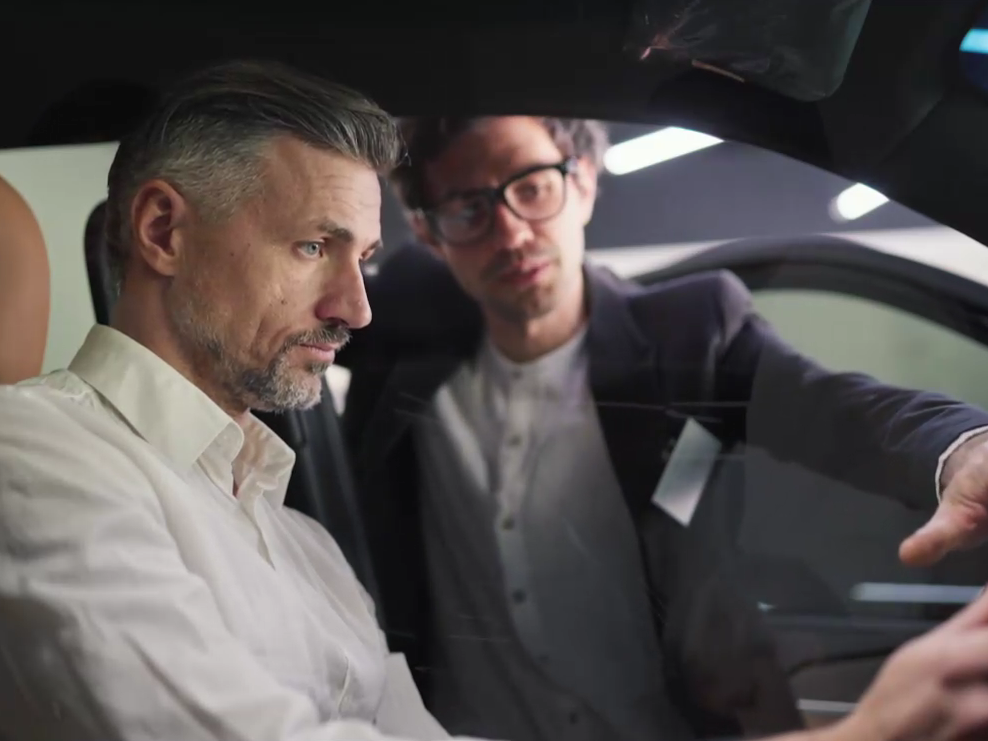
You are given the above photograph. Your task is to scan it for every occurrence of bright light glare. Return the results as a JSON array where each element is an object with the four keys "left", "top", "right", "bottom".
[
  {"left": 604, "top": 127, "right": 723, "bottom": 175},
  {"left": 830, "top": 183, "right": 889, "bottom": 222},
  {"left": 961, "top": 28, "right": 988, "bottom": 54}
]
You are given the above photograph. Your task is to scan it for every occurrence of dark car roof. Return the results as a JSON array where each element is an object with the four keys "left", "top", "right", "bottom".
[{"left": 5, "top": 0, "right": 988, "bottom": 244}]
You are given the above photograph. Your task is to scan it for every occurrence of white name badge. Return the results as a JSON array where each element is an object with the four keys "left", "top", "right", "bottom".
[{"left": 650, "top": 417, "right": 722, "bottom": 527}]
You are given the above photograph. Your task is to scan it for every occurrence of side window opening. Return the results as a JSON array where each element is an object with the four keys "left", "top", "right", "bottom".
[{"left": 740, "top": 287, "right": 988, "bottom": 623}]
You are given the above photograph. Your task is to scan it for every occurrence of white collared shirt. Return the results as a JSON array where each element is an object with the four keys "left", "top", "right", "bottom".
[{"left": 0, "top": 325, "right": 474, "bottom": 741}]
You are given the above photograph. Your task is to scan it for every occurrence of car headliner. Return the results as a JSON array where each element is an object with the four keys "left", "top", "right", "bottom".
[{"left": 4, "top": 0, "right": 988, "bottom": 245}]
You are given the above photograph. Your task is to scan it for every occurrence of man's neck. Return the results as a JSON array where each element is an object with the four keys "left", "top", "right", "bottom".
[
  {"left": 484, "top": 282, "right": 588, "bottom": 364},
  {"left": 110, "top": 291, "right": 250, "bottom": 423}
]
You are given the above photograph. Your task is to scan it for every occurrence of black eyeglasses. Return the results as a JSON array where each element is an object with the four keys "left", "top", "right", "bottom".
[{"left": 420, "top": 158, "right": 577, "bottom": 246}]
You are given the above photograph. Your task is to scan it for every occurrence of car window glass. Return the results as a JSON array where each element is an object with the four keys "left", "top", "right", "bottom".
[
  {"left": 736, "top": 288, "right": 988, "bottom": 624},
  {"left": 753, "top": 289, "right": 988, "bottom": 409},
  {"left": 17, "top": 111, "right": 988, "bottom": 739}
]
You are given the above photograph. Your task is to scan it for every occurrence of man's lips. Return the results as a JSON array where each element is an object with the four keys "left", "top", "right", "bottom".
[
  {"left": 297, "top": 342, "right": 340, "bottom": 363},
  {"left": 497, "top": 261, "right": 550, "bottom": 285}
]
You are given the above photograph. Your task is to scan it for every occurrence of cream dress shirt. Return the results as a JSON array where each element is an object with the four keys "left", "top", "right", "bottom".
[{"left": 0, "top": 325, "right": 483, "bottom": 741}]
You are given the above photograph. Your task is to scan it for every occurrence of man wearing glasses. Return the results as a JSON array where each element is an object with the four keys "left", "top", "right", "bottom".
[{"left": 339, "top": 116, "right": 988, "bottom": 741}]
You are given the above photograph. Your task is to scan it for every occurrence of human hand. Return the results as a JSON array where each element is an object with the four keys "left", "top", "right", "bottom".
[
  {"left": 900, "top": 431, "right": 988, "bottom": 566},
  {"left": 822, "top": 590, "right": 988, "bottom": 741}
]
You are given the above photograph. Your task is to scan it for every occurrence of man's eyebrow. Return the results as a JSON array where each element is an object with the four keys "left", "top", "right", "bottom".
[
  {"left": 316, "top": 221, "right": 356, "bottom": 243},
  {"left": 315, "top": 220, "right": 383, "bottom": 254}
]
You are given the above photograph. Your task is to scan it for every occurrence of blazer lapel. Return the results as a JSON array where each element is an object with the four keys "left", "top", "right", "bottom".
[
  {"left": 361, "top": 353, "right": 465, "bottom": 472},
  {"left": 362, "top": 258, "right": 678, "bottom": 518},
  {"left": 586, "top": 265, "right": 676, "bottom": 518}
]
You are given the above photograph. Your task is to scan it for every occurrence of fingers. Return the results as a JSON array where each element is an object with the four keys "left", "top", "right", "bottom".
[
  {"left": 848, "top": 599, "right": 988, "bottom": 741},
  {"left": 931, "top": 625, "right": 988, "bottom": 677},
  {"left": 937, "top": 589, "right": 988, "bottom": 633},
  {"left": 900, "top": 513, "right": 955, "bottom": 567},
  {"left": 900, "top": 502, "right": 985, "bottom": 567},
  {"left": 903, "top": 435, "right": 988, "bottom": 568},
  {"left": 940, "top": 685, "right": 988, "bottom": 741}
]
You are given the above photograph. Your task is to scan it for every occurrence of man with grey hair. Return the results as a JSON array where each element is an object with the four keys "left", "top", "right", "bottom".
[
  {"left": 4, "top": 59, "right": 988, "bottom": 741},
  {"left": 0, "top": 59, "right": 446, "bottom": 741}
]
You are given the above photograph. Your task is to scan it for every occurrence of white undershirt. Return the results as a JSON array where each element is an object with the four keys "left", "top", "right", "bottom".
[{"left": 415, "top": 327, "right": 695, "bottom": 741}]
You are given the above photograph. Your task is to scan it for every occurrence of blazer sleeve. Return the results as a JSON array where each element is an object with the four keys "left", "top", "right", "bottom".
[{"left": 709, "top": 270, "right": 988, "bottom": 511}]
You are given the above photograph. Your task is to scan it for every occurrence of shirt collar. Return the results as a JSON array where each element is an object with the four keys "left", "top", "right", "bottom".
[
  {"left": 69, "top": 325, "right": 295, "bottom": 503},
  {"left": 480, "top": 323, "right": 589, "bottom": 394}
]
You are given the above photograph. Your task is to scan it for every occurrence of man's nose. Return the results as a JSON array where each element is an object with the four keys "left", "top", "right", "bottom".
[
  {"left": 489, "top": 202, "right": 533, "bottom": 251},
  {"left": 315, "top": 261, "right": 372, "bottom": 330}
]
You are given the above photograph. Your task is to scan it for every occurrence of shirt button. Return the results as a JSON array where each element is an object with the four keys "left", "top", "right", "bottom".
[
  {"left": 501, "top": 515, "right": 516, "bottom": 530},
  {"left": 511, "top": 589, "right": 527, "bottom": 604},
  {"left": 506, "top": 434, "right": 523, "bottom": 447}
]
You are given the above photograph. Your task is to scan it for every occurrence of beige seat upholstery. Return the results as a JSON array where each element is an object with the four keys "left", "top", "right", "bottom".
[{"left": 0, "top": 175, "right": 49, "bottom": 384}]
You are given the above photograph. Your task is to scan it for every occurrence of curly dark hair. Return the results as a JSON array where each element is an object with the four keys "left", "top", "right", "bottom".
[{"left": 390, "top": 117, "right": 610, "bottom": 211}]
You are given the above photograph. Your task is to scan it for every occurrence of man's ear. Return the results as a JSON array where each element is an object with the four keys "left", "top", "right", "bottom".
[
  {"left": 408, "top": 210, "right": 445, "bottom": 259},
  {"left": 572, "top": 157, "right": 599, "bottom": 227},
  {"left": 130, "top": 179, "right": 191, "bottom": 278}
]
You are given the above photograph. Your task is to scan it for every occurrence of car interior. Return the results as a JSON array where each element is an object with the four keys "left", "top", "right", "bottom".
[{"left": 8, "top": 0, "right": 988, "bottom": 733}]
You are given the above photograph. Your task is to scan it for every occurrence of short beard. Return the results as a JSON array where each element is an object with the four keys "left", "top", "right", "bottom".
[
  {"left": 166, "top": 287, "right": 350, "bottom": 414},
  {"left": 480, "top": 242, "right": 561, "bottom": 323}
]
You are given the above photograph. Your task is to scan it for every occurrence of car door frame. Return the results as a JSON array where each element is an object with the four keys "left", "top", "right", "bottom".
[
  {"left": 637, "top": 234, "right": 988, "bottom": 348},
  {"left": 634, "top": 232, "right": 988, "bottom": 724}
]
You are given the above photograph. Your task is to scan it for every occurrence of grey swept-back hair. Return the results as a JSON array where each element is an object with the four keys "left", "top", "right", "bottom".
[{"left": 104, "top": 59, "right": 400, "bottom": 291}]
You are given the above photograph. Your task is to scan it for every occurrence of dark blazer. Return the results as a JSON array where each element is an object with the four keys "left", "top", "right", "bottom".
[{"left": 340, "top": 245, "right": 988, "bottom": 738}]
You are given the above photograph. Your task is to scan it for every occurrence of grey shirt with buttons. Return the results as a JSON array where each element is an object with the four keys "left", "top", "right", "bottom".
[{"left": 413, "top": 327, "right": 696, "bottom": 741}]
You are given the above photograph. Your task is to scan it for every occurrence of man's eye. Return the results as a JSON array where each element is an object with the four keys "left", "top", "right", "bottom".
[{"left": 298, "top": 242, "right": 323, "bottom": 258}]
